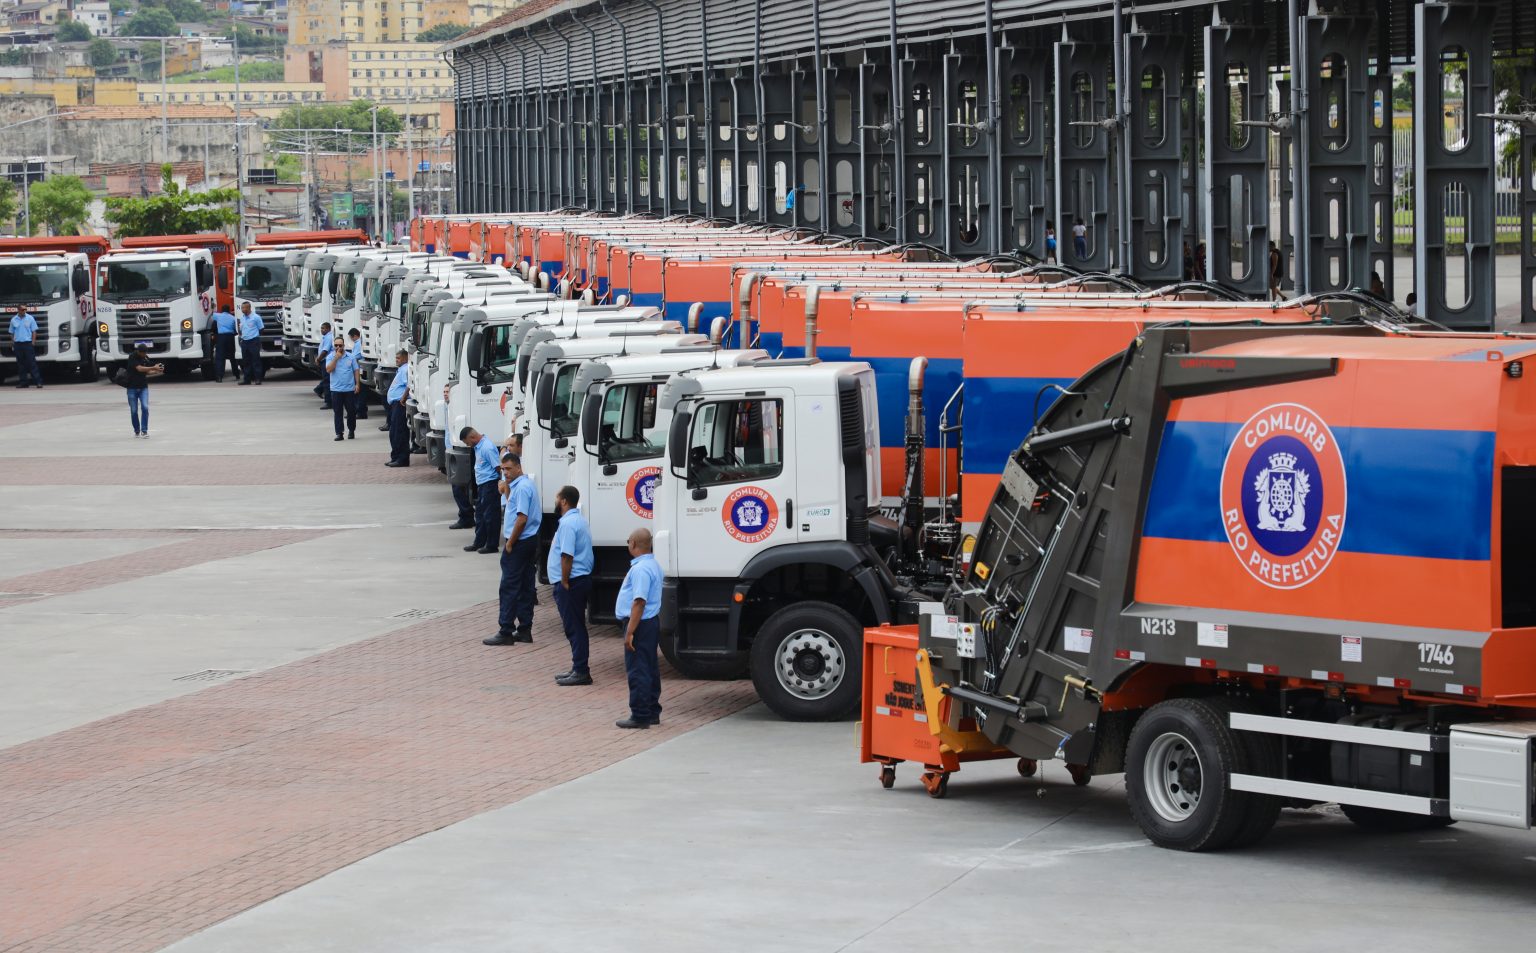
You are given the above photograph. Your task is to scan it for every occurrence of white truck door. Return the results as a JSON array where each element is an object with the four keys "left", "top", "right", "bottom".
[
  {"left": 587, "top": 379, "right": 667, "bottom": 543},
  {"left": 671, "top": 392, "right": 798, "bottom": 579}
]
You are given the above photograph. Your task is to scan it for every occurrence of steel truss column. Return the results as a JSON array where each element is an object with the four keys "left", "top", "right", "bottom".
[
  {"left": 548, "top": 19, "right": 576, "bottom": 209},
  {"left": 888, "top": 0, "right": 907, "bottom": 244},
  {"left": 900, "top": 48, "right": 943, "bottom": 246},
  {"left": 1054, "top": 29, "right": 1115, "bottom": 271},
  {"left": 1202, "top": 20, "right": 1270, "bottom": 296},
  {"left": 944, "top": 41, "right": 992, "bottom": 254},
  {"left": 1414, "top": 1, "right": 1496, "bottom": 329},
  {"left": 1301, "top": 12, "right": 1373, "bottom": 295},
  {"left": 1367, "top": 47, "right": 1394, "bottom": 298},
  {"left": 493, "top": 45, "right": 515, "bottom": 213},
  {"left": 1180, "top": 83, "right": 1200, "bottom": 261},
  {"left": 858, "top": 54, "right": 897, "bottom": 242},
  {"left": 524, "top": 29, "right": 551, "bottom": 213},
  {"left": 998, "top": 40, "right": 1052, "bottom": 260},
  {"left": 573, "top": 13, "right": 602, "bottom": 212},
  {"left": 825, "top": 60, "right": 863, "bottom": 238},
  {"left": 1275, "top": 77, "right": 1294, "bottom": 292},
  {"left": 1520, "top": 67, "right": 1536, "bottom": 325},
  {"left": 760, "top": 69, "right": 805, "bottom": 228},
  {"left": 1124, "top": 28, "right": 1185, "bottom": 283}
]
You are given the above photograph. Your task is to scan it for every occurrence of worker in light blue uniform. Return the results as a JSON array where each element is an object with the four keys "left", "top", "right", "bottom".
[
  {"left": 8, "top": 308, "right": 41, "bottom": 388},
  {"left": 614, "top": 528, "right": 663, "bottom": 729},
  {"left": 210, "top": 306, "right": 238, "bottom": 382},
  {"left": 346, "top": 328, "right": 368, "bottom": 419},
  {"left": 486, "top": 452, "right": 541, "bottom": 646},
  {"left": 238, "top": 302, "right": 264, "bottom": 385},
  {"left": 325, "top": 333, "right": 359, "bottom": 440},
  {"left": 314, "top": 322, "right": 334, "bottom": 407},
  {"left": 549, "top": 485, "right": 595, "bottom": 686},
  {"left": 385, "top": 349, "right": 412, "bottom": 467},
  {"left": 460, "top": 426, "right": 506, "bottom": 554}
]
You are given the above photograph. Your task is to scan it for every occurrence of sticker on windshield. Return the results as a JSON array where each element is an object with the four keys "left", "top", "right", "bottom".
[
  {"left": 626, "top": 467, "right": 662, "bottom": 518},
  {"left": 721, "top": 485, "right": 779, "bottom": 543}
]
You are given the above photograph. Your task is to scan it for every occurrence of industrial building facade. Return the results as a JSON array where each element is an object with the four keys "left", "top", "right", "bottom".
[{"left": 445, "top": 0, "right": 1536, "bottom": 329}]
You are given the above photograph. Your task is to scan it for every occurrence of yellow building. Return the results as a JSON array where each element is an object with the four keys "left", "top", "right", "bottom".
[
  {"left": 137, "top": 81, "right": 330, "bottom": 118},
  {"left": 283, "top": 40, "right": 451, "bottom": 131},
  {"left": 288, "top": 0, "right": 427, "bottom": 45},
  {"left": 424, "top": 0, "right": 527, "bottom": 29},
  {"left": 0, "top": 76, "right": 137, "bottom": 107}
]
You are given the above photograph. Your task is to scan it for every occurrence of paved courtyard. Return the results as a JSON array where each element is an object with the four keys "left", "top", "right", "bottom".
[{"left": 2, "top": 372, "right": 1534, "bottom": 953}]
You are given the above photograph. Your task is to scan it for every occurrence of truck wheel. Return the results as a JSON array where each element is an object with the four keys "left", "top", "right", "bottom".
[
  {"left": 1125, "top": 698, "right": 1256, "bottom": 851},
  {"left": 660, "top": 634, "right": 748, "bottom": 680},
  {"left": 1211, "top": 698, "right": 1282, "bottom": 848},
  {"left": 749, "top": 601, "right": 862, "bottom": 721},
  {"left": 1339, "top": 805, "right": 1456, "bottom": 833},
  {"left": 199, "top": 359, "right": 216, "bottom": 382},
  {"left": 77, "top": 351, "right": 98, "bottom": 383}
]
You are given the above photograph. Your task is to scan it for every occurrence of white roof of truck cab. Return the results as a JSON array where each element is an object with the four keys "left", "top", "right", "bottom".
[
  {"left": 573, "top": 347, "right": 770, "bottom": 394},
  {"left": 659, "top": 359, "right": 871, "bottom": 408}
]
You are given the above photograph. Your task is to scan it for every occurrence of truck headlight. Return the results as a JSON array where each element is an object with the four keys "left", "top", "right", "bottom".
[
  {"left": 181, "top": 336, "right": 193, "bottom": 348},
  {"left": 59, "top": 339, "right": 71, "bottom": 352},
  {"left": 98, "top": 322, "right": 109, "bottom": 335},
  {"left": 181, "top": 318, "right": 193, "bottom": 331}
]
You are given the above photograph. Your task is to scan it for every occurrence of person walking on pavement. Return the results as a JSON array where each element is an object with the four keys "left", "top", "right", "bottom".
[
  {"left": 1072, "top": 217, "right": 1088, "bottom": 262},
  {"left": 614, "top": 528, "right": 663, "bottom": 729},
  {"left": 347, "top": 328, "right": 369, "bottom": 419},
  {"left": 210, "top": 304, "right": 238, "bottom": 382},
  {"left": 325, "top": 334, "right": 360, "bottom": 441},
  {"left": 120, "top": 345, "right": 164, "bottom": 437},
  {"left": 385, "top": 349, "right": 412, "bottom": 467},
  {"left": 238, "top": 302, "right": 265, "bottom": 385},
  {"left": 8, "top": 307, "right": 41, "bottom": 389},
  {"left": 460, "top": 426, "right": 506, "bottom": 554},
  {"left": 549, "top": 485, "right": 595, "bottom": 685},
  {"left": 485, "top": 452, "right": 541, "bottom": 646},
  {"left": 315, "top": 322, "right": 334, "bottom": 407}
]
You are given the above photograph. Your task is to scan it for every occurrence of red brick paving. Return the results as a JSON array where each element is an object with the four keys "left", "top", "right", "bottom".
[
  {"left": 0, "top": 404, "right": 103, "bottom": 428},
  {"left": 0, "top": 600, "right": 758, "bottom": 953},
  {"left": 0, "top": 454, "right": 441, "bottom": 486},
  {"left": 0, "top": 529, "right": 334, "bottom": 610}
]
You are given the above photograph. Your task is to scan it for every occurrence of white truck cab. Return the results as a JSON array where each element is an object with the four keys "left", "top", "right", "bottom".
[
  {"left": 95, "top": 247, "right": 218, "bottom": 376},
  {"left": 654, "top": 360, "right": 890, "bottom": 719},
  {"left": 234, "top": 249, "right": 291, "bottom": 367},
  {"left": 0, "top": 251, "right": 96, "bottom": 382},
  {"left": 279, "top": 247, "right": 317, "bottom": 363},
  {"left": 295, "top": 251, "right": 339, "bottom": 368},
  {"left": 564, "top": 345, "right": 769, "bottom": 617}
]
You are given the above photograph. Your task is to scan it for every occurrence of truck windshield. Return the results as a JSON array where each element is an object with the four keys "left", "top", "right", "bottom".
[
  {"left": 599, "top": 382, "right": 664, "bottom": 462},
  {"left": 551, "top": 364, "right": 582, "bottom": 438},
  {"left": 0, "top": 262, "right": 71, "bottom": 303},
  {"left": 687, "top": 399, "right": 784, "bottom": 486},
  {"left": 237, "top": 261, "right": 286, "bottom": 297},
  {"left": 285, "top": 263, "right": 304, "bottom": 297},
  {"left": 335, "top": 271, "right": 357, "bottom": 310},
  {"left": 480, "top": 323, "right": 519, "bottom": 384},
  {"left": 97, "top": 259, "right": 191, "bottom": 300},
  {"left": 303, "top": 267, "right": 326, "bottom": 300}
]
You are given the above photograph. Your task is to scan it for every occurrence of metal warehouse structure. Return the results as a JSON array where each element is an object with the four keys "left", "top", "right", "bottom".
[{"left": 445, "top": 0, "right": 1536, "bottom": 329}]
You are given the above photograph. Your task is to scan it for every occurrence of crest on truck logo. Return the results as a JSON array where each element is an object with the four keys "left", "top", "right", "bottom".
[
  {"left": 1220, "top": 402, "right": 1347, "bottom": 590},
  {"left": 626, "top": 467, "right": 662, "bottom": 518},
  {"left": 721, "top": 485, "right": 779, "bottom": 543}
]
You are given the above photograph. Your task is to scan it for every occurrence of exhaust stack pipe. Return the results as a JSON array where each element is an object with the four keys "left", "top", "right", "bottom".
[
  {"left": 581, "top": 287, "right": 597, "bottom": 306},
  {"left": 902, "top": 357, "right": 928, "bottom": 570},
  {"left": 737, "top": 271, "right": 761, "bottom": 350},
  {"left": 515, "top": 260, "right": 530, "bottom": 279},
  {"left": 614, "top": 293, "right": 631, "bottom": 308},
  {"left": 804, "top": 284, "right": 821, "bottom": 360},
  {"left": 708, "top": 316, "right": 727, "bottom": 344},
  {"left": 687, "top": 302, "right": 704, "bottom": 333}
]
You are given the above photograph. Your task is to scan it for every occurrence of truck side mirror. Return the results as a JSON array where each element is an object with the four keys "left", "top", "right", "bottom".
[
  {"left": 580, "top": 392, "right": 601, "bottom": 457},
  {"left": 196, "top": 260, "right": 213, "bottom": 290},
  {"left": 465, "top": 330, "right": 483, "bottom": 379},
  {"left": 71, "top": 266, "right": 89, "bottom": 294},
  {"left": 217, "top": 266, "right": 230, "bottom": 291},
  {"left": 668, "top": 410, "right": 691, "bottom": 479},
  {"left": 533, "top": 370, "right": 556, "bottom": 426}
]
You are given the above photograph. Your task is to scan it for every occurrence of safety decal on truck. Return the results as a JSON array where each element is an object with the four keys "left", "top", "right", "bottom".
[
  {"left": 627, "top": 467, "right": 662, "bottom": 518},
  {"left": 1220, "top": 402, "right": 1347, "bottom": 590},
  {"left": 721, "top": 485, "right": 779, "bottom": 543}
]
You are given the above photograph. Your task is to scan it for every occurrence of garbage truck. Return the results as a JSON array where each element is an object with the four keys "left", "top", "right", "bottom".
[
  {"left": 865, "top": 323, "right": 1536, "bottom": 851},
  {"left": 0, "top": 235, "right": 108, "bottom": 382},
  {"left": 94, "top": 236, "right": 230, "bottom": 378}
]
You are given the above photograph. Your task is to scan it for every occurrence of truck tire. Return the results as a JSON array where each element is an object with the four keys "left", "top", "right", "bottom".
[
  {"left": 76, "top": 350, "right": 98, "bottom": 383},
  {"left": 661, "top": 635, "right": 749, "bottom": 680},
  {"left": 1125, "top": 697, "right": 1259, "bottom": 851},
  {"left": 1216, "top": 699, "right": 1282, "bottom": 848},
  {"left": 749, "top": 601, "right": 862, "bottom": 721},
  {"left": 1339, "top": 805, "right": 1456, "bottom": 833}
]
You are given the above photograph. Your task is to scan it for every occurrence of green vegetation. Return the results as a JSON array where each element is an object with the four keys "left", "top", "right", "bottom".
[
  {"left": 0, "top": 48, "right": 28, "bottom": 67},
  {"left": 227, "top": 25, "right": 284, "bottom": 51},
  {"left": 0, "top": 180, "right": 17, "bottom": 231},
  {"left": 272, "top": 152, "right": 303, "bottom": 184},
  {"left": 141, "top": 0, "right": 210, "bottom": 23},
  {"left": 56, "top": 19, "right": 94, "bottom": 42},
  {"left": 26, "top": 176, "right": 94, "bottom": 237},
  {"left": 271, "top": 101, "right": 405, "bottom": 151},
  {"left": 88, "top": 37, "right": 118, "bottom": 68},
  {"left": 170, "top": 61, "right": 284, "bottom": 84},
  {"left": 104, "top": 164, "right": 240, "bottom": 237},
  {"left": 119, "top": 6, "right": 177, "bottom": 37},
  {"left": 416, "top": 23, "right": 468, "bottom": 43}
]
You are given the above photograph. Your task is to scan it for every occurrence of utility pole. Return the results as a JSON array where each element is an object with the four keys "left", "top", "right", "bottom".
[
  {"left": 303, "top": 127, "right": 313, "bottom": 229},
  {"left": 406, "top": 83, "right": 416, "bottom": 224},
  {"left": 233, "top": 27, "right": 244, "bottom": 245},
  {"left": 370, "top": 105, "right": 380, "bottom": 241},
  {"left": 161, "top": 37, "right": 169, "bottom": 162}
]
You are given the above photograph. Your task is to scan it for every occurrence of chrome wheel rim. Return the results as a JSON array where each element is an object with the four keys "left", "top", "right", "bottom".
[
  {"left": 1144, "top": 731, "right": 1203, "bottom": 823},
  {"left": 773, "top": 629, "right": 844, "bottom": 701}
]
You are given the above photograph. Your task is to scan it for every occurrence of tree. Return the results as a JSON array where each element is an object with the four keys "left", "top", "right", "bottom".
[
  {"left": 0, "top": 48, "right": 27, "bottom": 67},
  {"left": 27, "top": 176, "right": 94, "bottom": 236},
  {"left": 272, "top": 152, "right": 303, "bottom": 184},
  {"left": 104, "top": 164, "right": 239, "bottom": 237},
  {"left": 416, "top": 23, "right": 468, "bottom": 43},
  {"left": 0, "top": 179, "right": 17, "bottom": 231},
  {"left": 227, "top": 24, "right": 282, "bottom": 50},
  {"left": 88, "top": 37, "right": 118, "bottom": 68},
  {"left": 57, "top": 19, "right": 94, "bottom": 42},
  {"left": 120, "top": 7, "right": 177, "bottom": 37},
  {"left": 271, "top": 101, "right": 405, "bottom": 151},
  {"left": 143, "top": 0, "right": 207, "bottom": 22}
]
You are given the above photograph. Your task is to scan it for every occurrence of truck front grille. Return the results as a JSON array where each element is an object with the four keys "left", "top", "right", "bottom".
[{"left": 117, "top": 306, "right": 172, "bottom": 353}]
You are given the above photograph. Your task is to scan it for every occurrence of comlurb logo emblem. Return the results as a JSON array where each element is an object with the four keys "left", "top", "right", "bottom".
[
  {"left": 626, "top": 467, "right": 661, "bottom": 518},
  {"left": 721, "top": 485, "right": 779, "bottom": 543},
  {"left": 1219, "top": 402, "right": 1347, "bottom": 590}
]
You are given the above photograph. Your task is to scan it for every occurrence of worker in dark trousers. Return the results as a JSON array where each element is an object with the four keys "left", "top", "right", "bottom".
[
  {"left": 549, "top": 485, "right": 595, "bottom": 685},
  {"left": 485, "top": 452, "right": 541, "bottom": 646},
  {"left": 384, "top": 349, "right": 411, "bottom": 467},
  {"left": 238, "top": 302, "right": 264, "bottom": 385},
  {"left": 325, "top": 334, "right": 359, "bottom": 440},
  {"left": 347, "top": 328, "right": 368, "bottom": 419},
  {"left": 210, "top": 305, "right": 238, "bottom": 382},
  {"left": 614, "top": 528, "right": 663, "bottom": 729},
  {"left": 460, "top": 427, "right": 505, "bottom": 554},
  {"left": 314, "top": 322, "right": 333, "bottom": 407},
  {"left": 9, "top": 307, "right": 41, "bottom": 388}
]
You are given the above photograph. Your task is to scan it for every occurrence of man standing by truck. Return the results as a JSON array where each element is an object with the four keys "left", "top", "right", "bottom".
[
  {"left": 346, "top": 328, "right": 369, "bottom": 420},
  {"left": 614, "top": 528, "right": 663, "bottom": 729},
  {"left": 315, "top": 322, "right": 334, "bottom": 408},
  {"left": 238, "top": 302, "right": 264, "bottom": 385},
  {"left": 211, "top": 305, "right": 238, "bottom": 382},
  {"left": 485, "top": 452, "right": 540, "bottom": 646},
  {"left": 8, "top": 307, "right": 40, "bottom": 389},
  {"left": 459, "top": 427, "right": 504, "bottom": 555},
  {"left": 549, "top": 486, "right": 595, "bottom": 686},
  {"left": 325, "top": 334, "right": 359, "bottom": 440},
  {"left": 385, "top": 349, "right": 411, "bottom": 468}
]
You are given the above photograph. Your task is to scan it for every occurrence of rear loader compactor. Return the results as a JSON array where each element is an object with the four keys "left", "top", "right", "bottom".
[{"left": 874, "top": 324, "right": 1536, "bottom": 850}]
